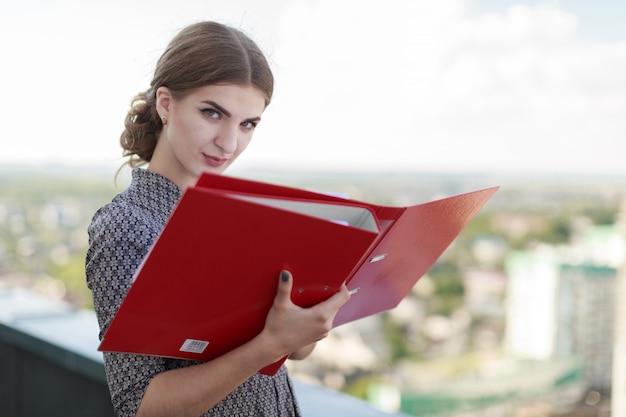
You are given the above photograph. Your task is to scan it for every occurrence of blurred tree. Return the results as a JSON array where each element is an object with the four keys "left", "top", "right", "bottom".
[{"left": 427, "top": 261, "right": 464, "bottom": 317}]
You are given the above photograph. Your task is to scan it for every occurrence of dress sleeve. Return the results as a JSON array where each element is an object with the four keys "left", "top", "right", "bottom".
[{"left": 86, "top": 202, "right": 168, "bottom": 417}]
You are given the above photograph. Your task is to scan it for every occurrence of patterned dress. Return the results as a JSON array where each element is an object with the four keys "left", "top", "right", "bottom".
[{"left": 86, "top": 168, "right": 301, "bottom": 417}]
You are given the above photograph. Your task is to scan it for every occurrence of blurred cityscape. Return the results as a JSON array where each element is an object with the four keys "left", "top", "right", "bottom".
[{"left": 0, "top": 164, "right": 624, "bottom": 417}]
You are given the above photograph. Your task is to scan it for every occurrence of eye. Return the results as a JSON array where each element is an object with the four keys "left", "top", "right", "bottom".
[
  {"left": 241, "top": 120, "right": 258, "bottom": 130},
  {"left": 201, "top": 108, "right": 221, "bottom": 119}
]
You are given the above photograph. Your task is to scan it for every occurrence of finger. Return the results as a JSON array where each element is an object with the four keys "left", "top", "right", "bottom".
[
  {"left": 275, "top": 270, "right": 293, "bottom": 305},
  {"left": 316, "top": 284, "right": 351, "bottom": 314}
]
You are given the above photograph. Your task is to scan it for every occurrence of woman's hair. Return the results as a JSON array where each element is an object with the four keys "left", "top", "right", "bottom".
[{"left": 119, "top": 21, "right": 274, "bottom": 168}]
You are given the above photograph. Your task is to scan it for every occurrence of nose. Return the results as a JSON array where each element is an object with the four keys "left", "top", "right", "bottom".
[{"left": 214, "top": 123, "right": 238, "bottom": 155}]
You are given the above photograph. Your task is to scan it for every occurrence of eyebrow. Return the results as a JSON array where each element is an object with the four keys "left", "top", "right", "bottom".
[
  {"left": 201, "top": 100, "right": 262, "bottom": 123},
  {"left": 202, "top": 100, "right": 231, "bottom": 117}
]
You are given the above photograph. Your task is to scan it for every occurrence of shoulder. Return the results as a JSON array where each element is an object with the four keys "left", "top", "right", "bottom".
[
  {"left": 86, "top": 191, "right": 167, "bottom": 272},
  {"left": 85, "top": 196, "right": 164, "bottom": 308},
  {"left": 85, "top": 169, "right": 179, "bottom": 281},
  {"left": 89, "top": 198, "right": 162, "bottom": 247}
]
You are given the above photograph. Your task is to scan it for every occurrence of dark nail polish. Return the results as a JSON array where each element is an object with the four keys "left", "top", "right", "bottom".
[{"left": 280, "top": 271, "right": 289, "bottom": 282}]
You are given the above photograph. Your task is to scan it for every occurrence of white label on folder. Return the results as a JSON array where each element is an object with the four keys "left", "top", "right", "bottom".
[{"left": 180, "top": 339, "right": 209, "bottom": 354}]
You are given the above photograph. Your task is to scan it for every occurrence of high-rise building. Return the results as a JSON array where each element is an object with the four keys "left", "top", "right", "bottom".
[
  {"left": 504, "top": 248, "right": 559, "bottom": 360},
  {"left": 611, "top": 202, "right": 626, "bottom": 416},
  {"left": 505, "top": 225, "right": 624, "bottom": 394},
  {"left": 556, "top": 264, "right": 617, "bottom": 392},
  {"left": 612, "top": 260, "right": 626, "bottom": 416}
]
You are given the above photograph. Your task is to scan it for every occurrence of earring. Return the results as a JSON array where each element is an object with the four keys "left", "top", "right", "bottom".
[{"left": 161, "top": 116, "right": 168, "bottom": 125}]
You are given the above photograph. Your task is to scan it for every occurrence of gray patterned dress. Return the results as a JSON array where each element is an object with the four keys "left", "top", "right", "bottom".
[{"left": 86, "top": 168, "right": 301, "bottom": 417}]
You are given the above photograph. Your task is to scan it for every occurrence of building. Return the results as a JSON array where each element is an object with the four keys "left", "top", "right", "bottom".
[
  {"left": 611, "top": 203, "right": 626, "bottom": 416},
  {"left": 612, "top": 260, "right": 626, "bottom": 416},
  {"left": 504, "top": 248, "right": 560, "bottom": 360},
  {"left": 557, "top": 263, "right": 616, "bottom": 392},
  {"left": 505, "top": 225, "right": 625, "bottom": 395}
]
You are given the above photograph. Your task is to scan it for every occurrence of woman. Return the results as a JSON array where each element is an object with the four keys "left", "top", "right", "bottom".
[{"left": 86, "top": 21, "right": 350, "bottom": 417}]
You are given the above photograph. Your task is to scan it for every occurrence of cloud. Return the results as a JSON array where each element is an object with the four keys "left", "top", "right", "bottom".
[
  {"left": 1, "top": 0, "right": 625, "bottom": 175},
  {"left": 245, "top": 0, "right": 626, "bottom": 174}
]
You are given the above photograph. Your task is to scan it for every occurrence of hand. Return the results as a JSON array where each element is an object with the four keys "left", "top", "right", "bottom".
[{"left": 260, "top": 270, "right": 350, "bottom": 363}]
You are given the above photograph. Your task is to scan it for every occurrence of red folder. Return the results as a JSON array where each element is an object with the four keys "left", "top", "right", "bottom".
[{"left": 98, "top": 172, "right": 498, "bottom": 375}]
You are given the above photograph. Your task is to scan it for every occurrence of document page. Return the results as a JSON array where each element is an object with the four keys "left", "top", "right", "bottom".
[{"left": 227, "top": 193, "right": 380, "bottom": 232}]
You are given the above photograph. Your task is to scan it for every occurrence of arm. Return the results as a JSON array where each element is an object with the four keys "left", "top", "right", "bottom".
[
  {"left": 136, "top": 271, "right": 350, "bottom": 417},
  {"left": 289, "top": 343, "right": 316, "bottom": 360}
]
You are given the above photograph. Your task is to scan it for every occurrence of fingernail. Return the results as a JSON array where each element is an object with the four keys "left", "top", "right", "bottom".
[{"left": 280, "top": 270, "right": 289, "bottom": 282}]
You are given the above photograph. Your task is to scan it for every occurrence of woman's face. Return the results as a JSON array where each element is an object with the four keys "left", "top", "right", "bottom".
[{"left": 150, "top": 83, "right": 266, "bottom": 189}]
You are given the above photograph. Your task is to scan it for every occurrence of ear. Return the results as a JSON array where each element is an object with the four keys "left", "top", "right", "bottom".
[{"left": 155, "top": 86, "right": 172, "bottom": 118}]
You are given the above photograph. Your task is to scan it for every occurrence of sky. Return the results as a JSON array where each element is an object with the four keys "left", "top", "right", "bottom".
[{"left": 1, "top": 0, "right": 625, "bottom": 175}]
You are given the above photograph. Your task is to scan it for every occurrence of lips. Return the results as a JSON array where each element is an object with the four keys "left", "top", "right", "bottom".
[{"left": 203, "top": 154, "right": 227, "bottom": 168}]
